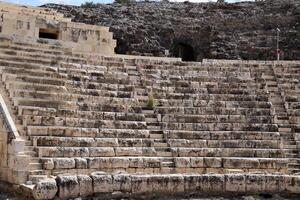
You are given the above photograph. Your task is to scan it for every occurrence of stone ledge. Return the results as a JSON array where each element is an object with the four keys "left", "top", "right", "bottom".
[{"left": 29, "top": 172, "right": 300, "bottom": 200}]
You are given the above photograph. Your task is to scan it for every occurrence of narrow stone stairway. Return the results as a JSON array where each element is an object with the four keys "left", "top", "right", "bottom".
[
  {"left": 129, "top": 63, "right": 175, "bottom": 171},
  {"left": 263, "top": 64, "right": 300, "bottom": 174},
  {"left": 0, "top": 62, "right": 49, "bottom": 183}
]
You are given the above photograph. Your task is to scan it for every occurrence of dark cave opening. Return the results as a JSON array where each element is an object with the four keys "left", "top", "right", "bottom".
[
  {"left": 39, "top": 28, "right": 59, "bottom": 40},
  {"left": 175, "top": 43, "right": 196, "bottom": 61}
]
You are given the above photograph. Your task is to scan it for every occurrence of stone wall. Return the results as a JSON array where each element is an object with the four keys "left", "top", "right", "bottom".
[
  {"left": 0, "top": 2, "right": 116, "bottom": 55},
  {"left": 30, "top": 172, "right": 300, "bottom": 200}
]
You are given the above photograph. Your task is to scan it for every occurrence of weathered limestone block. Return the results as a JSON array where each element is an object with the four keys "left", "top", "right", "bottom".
[
  {"left": 112, "top": 172, "right": 132, "bottom": 192},
  {"left": 91, "top": 171, "right": 113, "bottom": 193},
  {"left": 64, "top": 147, "right": 89, "bottom": 157},
  {"left": 81, "top": 128, "right": 99, "bottom": 137},
  {"left": 32, "top": 178, "right": 58, "bottom": 200},
  {"left": 89, "top": 147, "right": 115, "bottom": 157},
  {"left": 111, "top": 157, "right": 129, "bottom": 168},
  {"left": 223, "top": 158, "right": 259, "bottom": 169},
  {"left": 98, "top": 157, "right": 113, "bottom": 169},
  {"left": 143, "top": 157, "right": 160, "bottom": 168},
  {"left": 151, "top": 174, "right": 169, "bottom": 193},
  {"left": 285, "top": 175, "right": 300, "bottom": 194},
  {"left": 77, "top": 175, "right": 93, "bottom": 197},
  {"left": 295, "top": 133, "right": 300, "bottom": 141},
  {"left": 53, "top": 158, "right": 75, "bottom": 169},
  {"left": 174, "top": 157, "right": 190, "bottom": 168},
  {"left": 56, "top": 175, "right": 80, "bottom": 199},
  {"left": 131, "top": 174, "right": 152, "bottom": 194},
  {"left": 115, "top": 147, "right": 142, "bottom": 156},
  {"left": 167, "top": 174, "right": 184, "bottom": 194},
  {"left": 200, "top": 174, "right": 225, "bottom": 193},
  {"left": 183, "top": 174, "right": 201, "bottom": 192},
  {"left": 245, "top": 174, "right": 265, "bottom": 193},
  {"left": 87, "top": 157, "right": 100, "bottom": 169},
  {"left": 264, "top": 175, "right": 284, "bottom": 193},
  {"left": 204, "top": 157, "right": 222, "bottom": 168},
  {"left": 65, "top": 128, "right": 81, "bottom": 137},
  {"left": 224, "top": 174, "right": 246, "bottom": 193},
  {"left": 41, "top": 158, "right": 54, "bottom": 170},
  {"left": 129, "top": 157, "right": 144, "bottom": 168},
  {"left": 75, "top": 158, "right": 88, "bottom": 169},
  {"left": 190, "top": 157, "right": 204, "bottom": 168},
  {"left": 95, "top": 138, "right": 118, "bottom": 147}
]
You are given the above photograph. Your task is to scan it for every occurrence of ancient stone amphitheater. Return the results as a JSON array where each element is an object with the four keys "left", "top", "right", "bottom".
[{"left": 0, "top": 2, "right": 299, "bottom": 200}]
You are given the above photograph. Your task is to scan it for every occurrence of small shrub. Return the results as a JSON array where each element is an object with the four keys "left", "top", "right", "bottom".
[
  {"left": 81, "top": 1, "right": 96, "bottom": 8},
  {"left": 147, "top": 94, "right": 155, "bottom": 109}
]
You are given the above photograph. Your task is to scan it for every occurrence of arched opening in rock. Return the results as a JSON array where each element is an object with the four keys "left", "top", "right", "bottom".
[{"left": 175, "top": 43, "right": 195, "bottom": 61}]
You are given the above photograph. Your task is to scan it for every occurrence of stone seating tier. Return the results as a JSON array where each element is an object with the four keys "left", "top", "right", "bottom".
[{"left": 0, "top": 40, "right": 299, "bottom": 197}]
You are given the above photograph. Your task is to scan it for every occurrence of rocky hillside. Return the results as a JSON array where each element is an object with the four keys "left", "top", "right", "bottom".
[{"left": 44, "top": 0, "right": 300, "bottom": 61}]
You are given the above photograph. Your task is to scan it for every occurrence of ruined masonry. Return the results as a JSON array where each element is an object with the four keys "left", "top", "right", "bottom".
[{"left": 0, "top": 2, "right": 299, "bottom": 200}]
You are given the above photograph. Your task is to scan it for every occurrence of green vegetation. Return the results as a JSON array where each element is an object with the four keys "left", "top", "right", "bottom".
[
  {"left": 147, "top": 94, "right": 155, "bottom": 109},
  {"left": 81, "top": 1, "right": 97, "bottom": 8}
]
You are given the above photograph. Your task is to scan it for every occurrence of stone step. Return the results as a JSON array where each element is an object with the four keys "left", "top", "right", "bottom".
[
  {"left": 224, "top": 169, "right": 245, "bottom": 173},
  {"left": 285, "top": 153, "right": 298, "bottom": 158},
  {"left": 279, "top": 127, "right": 292, "bottom": 132},
  {"left": 21, "top": 151, "right": 37, "bottom": 157},
  {"left": 143, "top": 113, "right": 156, "bottom": 118},
  {"left": 25, "top": 140, "right": 33, "bottom": 146},
  {"left": 147, "top": 122, "right": 160, "bottom": 126},
  {"left": 28, "top": 175, "right": 48, "bottom": 184},
  {"left": 145, "top": 117, "right": 157, "bottom": 123},
  {"left": 28, "top": 170, "right": 47, "bottom": 176},
  {"left": 150, "top": 130, "right": 164, "bottom": 134},
  {"left": 288, "top": 169, "right": 300, "bottom": 174},
  {"left": 277, "top": 113, "right": 288, "bottom": 118},
  {"left": 161, "top": 162, "right": 175, "bottom": 168},
  {"left": 137, "top": 96, "right": 148, "bottom": 101},
  {"left": 288, "top": 163, "right": 300, "bottom": 167},
  {"left": 156, "top": 151, "right": 172, "bottom": 157},
  {"left": 283, "top": 145, "right": 297, "bottom": 149},
  {"left": 24, "top": 146, "right": 35, "bottom": 151},
  {"left": 28, "top": 163, "right": 42, "bottom": 170},
  {"left": 150, "top": 134, "right": 163, "bottom": 139},
  {"left": 283, "top": 140, "right": 296, "bottom": 145},
  {"left": 153, "top": 142, "right": 168, "bottom": 148},
  {"left": 30, "top": 157, "right": 40, "bottom": 163},
  {"left": 148, "top": 125, "right": 161, "bottom": 130},
  {"left": 275, "top": 119, "right": 289, "bottom": 124},
  {"left": 142, "top": 109, "right": 154, "bottom": 114}
]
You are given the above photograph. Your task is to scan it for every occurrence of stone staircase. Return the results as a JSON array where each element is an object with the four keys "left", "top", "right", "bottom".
[
  {"left": 0, "top": 71, "right": 46, "bottom": 183},
  {"left": 131, "top": 62, "right": 175, "bottom": 170},
  {"left": 263, "top": 64, "right": 300, "bottom": 174}
]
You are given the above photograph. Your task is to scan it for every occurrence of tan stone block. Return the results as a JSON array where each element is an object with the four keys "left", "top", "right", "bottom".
[
  {"left": 204, "top": 157, "right": 222, "bottom": 168},
  {"left": 32, "top": 178, "right": 58, "bottom": 200},
  {"left": 199, "top": 174, "right": 225, "bottom": 193},
  {"left": 285, "top": 175, "right": 300, "bottom": 194},
  {"left": 245, "top": 174, "right": 265, "bottom": 193},
  {"left": 225, "top": 174, "right": 246, "bottom": 192},
  {"left": 131, "top": 174, "right": 152, "bottom": 194},
  {"left": 56, "top": 175, "right": 79, "bottom": 199},
  {"left": 174, "top": 157, "right": 190, "bottom": 168},
  {"left": 190, "top": 157, "right": 204, "bottom": 168},
  {"left": 77, "top": 175, "right": 93, "bottom": 197},
  {"left": 112, "top": 172, "right": 131, "bottom": 192},
  {"left": 91, "top": 171, "right": 113, "bottom": 193}
]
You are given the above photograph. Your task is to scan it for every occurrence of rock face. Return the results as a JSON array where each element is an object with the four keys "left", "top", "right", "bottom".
[{"left": 43, "top": 0, "right": 300, "bottom": 61}]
